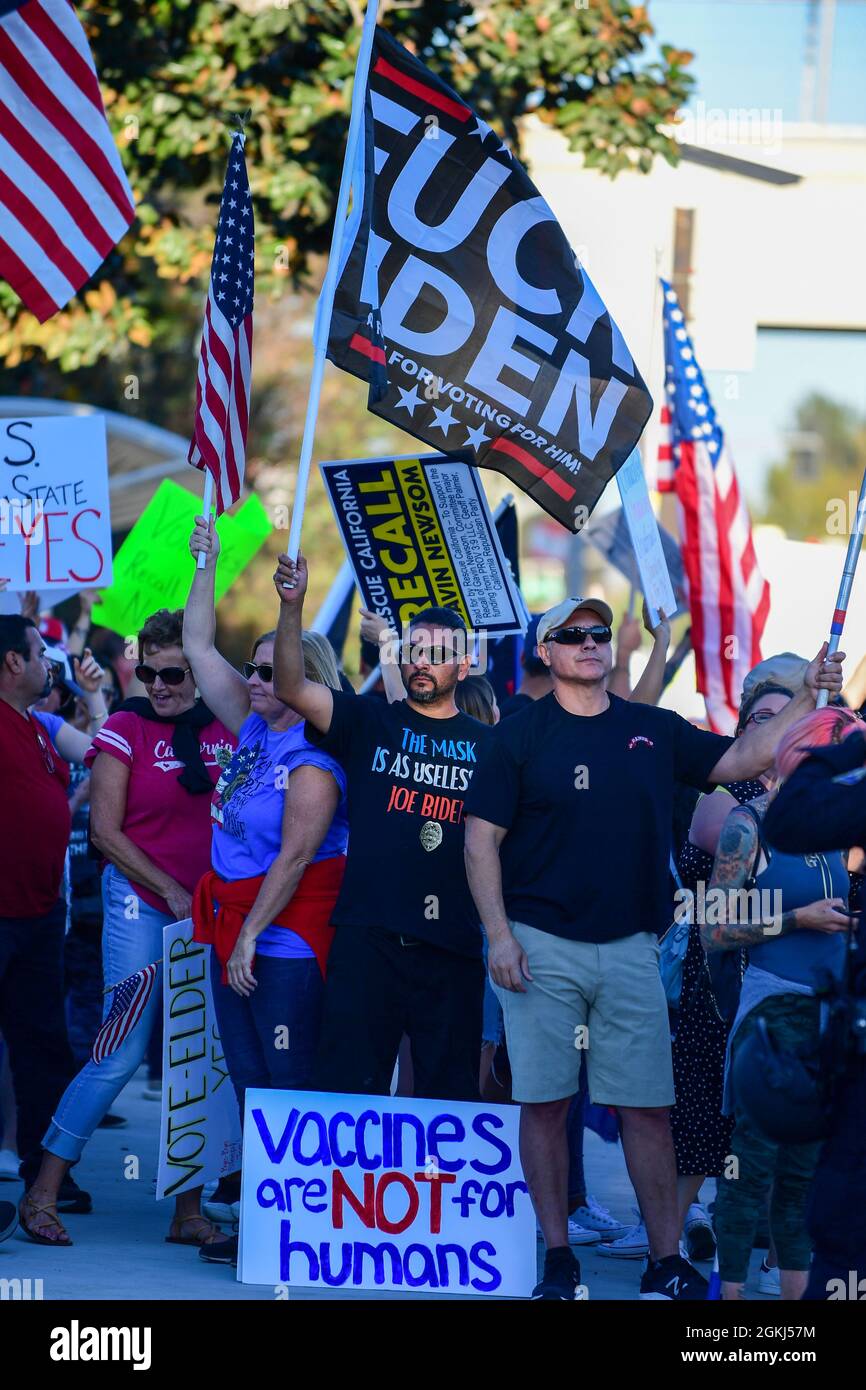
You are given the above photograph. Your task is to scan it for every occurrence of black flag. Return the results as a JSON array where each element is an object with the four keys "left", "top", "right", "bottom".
[{"left": 327, "top": 28, "right": 652, "bottom": 532}]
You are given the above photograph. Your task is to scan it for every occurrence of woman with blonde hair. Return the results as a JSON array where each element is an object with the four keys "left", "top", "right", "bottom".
[{"left": 183, "top": 519, "right": 349, "bottom": 1266}]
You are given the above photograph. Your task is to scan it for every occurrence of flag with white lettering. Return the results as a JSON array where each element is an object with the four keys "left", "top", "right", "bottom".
[{"left": 326, "top": 28, "right": 651, "bottom": 532}]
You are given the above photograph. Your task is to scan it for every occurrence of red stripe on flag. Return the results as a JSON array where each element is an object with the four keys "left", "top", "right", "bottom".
[
  {"left": 0, "top": 234, "right": 57, "bottom": 320},
  {"left": 0, "top": 30, "right": 134, "bottom": 223},
  {"left": 0, "top": 100, "right": 115, "bottom": 259},
  {"left": 490, "top": 438, "right": 576, "bottom": 502},
  {"left": 373, "top": 56, "right": 472, "bottom": 123},
  {"left": 20, "top": 0, "right": 106, "bottom": 114},
  {"left": 349, "top": 331, "right": 386, "bottom": 365},
  {"left": 0, "top": 167, "right": 88, "bottom": 295}
]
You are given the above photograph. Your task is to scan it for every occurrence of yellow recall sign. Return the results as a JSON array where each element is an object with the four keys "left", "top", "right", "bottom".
[{"left": 357, "top": 458, "right": 470, "bottom": 628}]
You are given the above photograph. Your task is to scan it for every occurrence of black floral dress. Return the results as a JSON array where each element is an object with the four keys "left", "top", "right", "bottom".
[{"left": 670, "top": 779, "right": 765, "bottom": 1177}]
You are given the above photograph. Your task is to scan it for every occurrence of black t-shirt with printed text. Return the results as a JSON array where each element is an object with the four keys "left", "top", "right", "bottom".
[
  {"left": 306, "top": 692, "right": 493, "bottom": 956},
  {"left": 463, "top": 691, "right": 732, "bottom": 945}
]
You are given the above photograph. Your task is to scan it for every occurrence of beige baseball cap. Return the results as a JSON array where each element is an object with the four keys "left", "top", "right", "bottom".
[
  {"left": 537, "top": 597, "right": 614, "bottom": 647},
  {"left": 741, "top": 652, "right": 809, "bottom": 703}
]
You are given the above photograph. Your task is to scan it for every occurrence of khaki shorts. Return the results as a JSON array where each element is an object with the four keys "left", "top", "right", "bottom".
[{"left": 493, "top": 922, "right": 675, "bottom": 1107}]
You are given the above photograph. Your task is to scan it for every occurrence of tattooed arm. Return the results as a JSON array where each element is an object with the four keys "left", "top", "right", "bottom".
[{"left": 701, "top": 805, "right": 800, "bottom": 952}]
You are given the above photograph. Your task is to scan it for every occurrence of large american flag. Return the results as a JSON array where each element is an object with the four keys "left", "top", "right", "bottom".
[
  {"left": 0, "top": 0, "right": 135, "bottom": 322},
  {"left": 657, "top": 279, "right": 770, "bottom": 733},
  {"left": 188, "top": 130, "right": 254, "bottom": 515},
  {"left": 91, "top": 962, "right": 159, "bottom": 1065}
]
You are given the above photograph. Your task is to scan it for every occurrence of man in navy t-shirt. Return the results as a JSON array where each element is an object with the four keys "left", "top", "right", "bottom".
[
  {"left": 271, "top": 553, "right": 491, "bottom": 1103},
  {"left": 464, "top": 597, "right": 844, "bottom": 1301}
]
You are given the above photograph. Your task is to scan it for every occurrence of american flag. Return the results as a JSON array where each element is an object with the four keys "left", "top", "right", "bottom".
[
  {"left": 188, "top": 130, "right": 254, "bottom": 515},
  {"left": 91, "top": 962, "right": 159, "bottom": 1065},
  {"left": 657, "top": 279, "right": 770, "bottom": 733},
  {"left": 0, "top": 0, "right": 135, "bottom": 322}
]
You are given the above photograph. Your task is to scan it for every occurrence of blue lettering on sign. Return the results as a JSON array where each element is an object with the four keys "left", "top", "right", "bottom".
[
  {"left": 277, "top": 1219, "right": 503, "bottom": 1291},
  {"left": 470, "top": 1112, "right": 511, "bottom": 1174}
]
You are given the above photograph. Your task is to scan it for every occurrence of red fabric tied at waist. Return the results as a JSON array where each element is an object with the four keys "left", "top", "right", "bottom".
[{"left": 192, "top": 856, "right": 345, "bottom": 984}]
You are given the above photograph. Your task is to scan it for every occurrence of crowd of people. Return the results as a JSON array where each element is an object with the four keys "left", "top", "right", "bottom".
[{"left": 0, "top": 519, "right": 863, "bottom": 1303}]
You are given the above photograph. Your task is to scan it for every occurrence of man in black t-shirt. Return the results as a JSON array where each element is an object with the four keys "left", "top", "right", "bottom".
[
  {"left": 272, "top": 553, "right": 491, "bottom": 1101},
  {"left": 464, "top": 597, "right": 844, "bottom": 1301}
]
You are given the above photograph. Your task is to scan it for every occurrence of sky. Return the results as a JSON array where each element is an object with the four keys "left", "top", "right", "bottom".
[{"left": 646, "top": 0, "right": 866, "bottom": 506}]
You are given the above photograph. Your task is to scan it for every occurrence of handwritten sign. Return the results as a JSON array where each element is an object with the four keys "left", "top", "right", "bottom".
[
  {"left": 156, "top": 920, "right": 241, "bottom": 1200},
  {"left": 0, "top": 415, "right": 111, "bottom": 592},
  {"left": 616, "top": 449, "right": 678, "bottom": 628},
  {"left": 92, "top": 478, "right": 271, "bottom": 638},
  {"left": 238, "top": 1090, "right": 536, "bottom": 1297},
  {"left": 321, "top": 453, "right": 525, "bottom": 637}
]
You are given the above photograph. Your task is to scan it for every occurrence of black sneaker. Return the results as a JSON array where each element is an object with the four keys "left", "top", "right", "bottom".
[
  {"left": 640, "top": 1253, "right": 709, "bottom": 1301},
  {"left": 56, "top": 1172, "right": 92, "bottom": 1215},
  {"left": 531, "top": 1247, "right": 582, "bottom": 1300},
  {"left": 0, "top": 1201, "right": 18, "bottom": 1244},
  {"left": 199, "top": 1233, "right": 238, "bottom": 1266}
]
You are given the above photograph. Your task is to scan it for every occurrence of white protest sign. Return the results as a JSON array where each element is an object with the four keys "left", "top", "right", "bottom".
[
  {"left": 156, "top": 920, "right": 242, "bottom": 1201},
  {"left": 0, "top": 416, "right": 112, "bottom": 593},
  {"left": 238, "top": 1090, "right": 536, "bottom": 1297},
  {"left": 616, "top": 448, "right": 678, "bottom": 628}
]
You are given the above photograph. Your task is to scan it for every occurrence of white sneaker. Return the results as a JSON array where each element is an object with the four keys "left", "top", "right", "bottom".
[
  {"left": 567, "top": 1217, "right": 601, "bottom": 1246},
  {"left": 597, "top": 1217, "right": 649, "bottom": 1259},
  {"left": 684, "top": 1202, "right": 717, "bottom": 1262},
  {"left": 0, "top": 1149, "right": 19, "bottom": 1182},
  {"left": 758, "top": 1259, "right": 781, "bottom": 1296},
  {"left": 572, "top": 1195, "right": 629, "bottom": 1239}
]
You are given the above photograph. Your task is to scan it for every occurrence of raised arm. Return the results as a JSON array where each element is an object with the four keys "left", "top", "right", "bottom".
[
  {"left": 225, "top": 764, "right": 341, "bottom": 996},
  {"left": 183, "top": 517, "right": 251, "bottom": 736},
  {"left": 707, "top": 643, "right": 845, "bottom": 784},
  {"left": 50, "top": 647, "right": 108, "bottom": 762},
  {"left": 359, "top": 608, "right": 406, "bottom": 704},
  {"left": 630, "top": 606, "right": 672, "bottom": 706},
  {"left": 272, "top": 554, "right": 334, "bottom": 734}
]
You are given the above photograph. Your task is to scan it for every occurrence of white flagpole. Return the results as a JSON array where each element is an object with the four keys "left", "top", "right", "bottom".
[
  {"left": 816, "top": 467, "right": 866, "bottom": 709},
  {"left": 285, "top": 0, "right": 380, "bottom": 564},
  {"left": 197, "top": 472, "right": 214, "bottom": 570}
]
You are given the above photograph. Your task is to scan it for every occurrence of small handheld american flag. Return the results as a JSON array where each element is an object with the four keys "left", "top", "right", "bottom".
[
  {"left": 91, "top": 962, "right": 159, "bottom": 1065},
  {"left": 657, "top": 279, "right": 770, "bottom": 733},
  {"left": 188, "top": 128, "right": 255, "bottom": 516}
]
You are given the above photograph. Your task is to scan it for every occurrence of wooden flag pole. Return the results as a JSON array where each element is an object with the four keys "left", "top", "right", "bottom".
[
  {"left": 816, "top": 466, "right": 866, "bottom": 709},
  {"left": 284, "top": 0, "right": 380, "bottom": 566}
]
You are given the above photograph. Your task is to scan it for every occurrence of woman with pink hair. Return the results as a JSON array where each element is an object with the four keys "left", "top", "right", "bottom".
[{"left": 704, "top": 706, "right": 861, "bottom": 1301}]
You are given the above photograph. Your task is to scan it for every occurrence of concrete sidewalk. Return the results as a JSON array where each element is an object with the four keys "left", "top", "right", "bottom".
[{"left": 0, "top": 1070, "right": 773, "bottom": 1301}]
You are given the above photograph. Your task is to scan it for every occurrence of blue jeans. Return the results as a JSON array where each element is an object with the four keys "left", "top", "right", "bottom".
[
  {"left": 209, "top": 949, "right": 324, "bottom": 1119},
  {"left": 43, "top": 866, "right": 169, "bottom": 1163}
]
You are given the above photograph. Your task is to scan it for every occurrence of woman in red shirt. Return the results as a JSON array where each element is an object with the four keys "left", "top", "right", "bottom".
[{"left": 20, "top": 609, "right": 235, "bottom": 1249}]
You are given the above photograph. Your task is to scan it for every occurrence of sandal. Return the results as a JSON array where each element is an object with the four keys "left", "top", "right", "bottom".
[
  {"left": 165, "top": 1215, "right": 231, "bottom": 1247},
  {"left": 19, "top": 1193, "right": 72, "bottom": 1246}
]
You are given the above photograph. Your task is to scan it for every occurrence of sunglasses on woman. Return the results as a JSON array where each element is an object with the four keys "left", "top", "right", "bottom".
[
  {"left": 547, "top": 625, "right": 613, "bottom": 646},
  {"left": 242, "top": 661, "right": 274, "bottom": 683},
  {"left": 135, "top": 664, "right": 191, "bottom": 686}
]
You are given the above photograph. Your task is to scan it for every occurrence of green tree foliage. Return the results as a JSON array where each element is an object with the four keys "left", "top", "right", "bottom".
[
  {"left": 763, "top": 393, "right": 866, "bottom": 541},
  {"left": 0, "top": 0, "right": 692, "bottom": 372}
]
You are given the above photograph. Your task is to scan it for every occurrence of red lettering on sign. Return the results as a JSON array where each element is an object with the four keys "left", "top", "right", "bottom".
[{"left": 331, "top": 1170, "right": 375, "bottom": 1230}]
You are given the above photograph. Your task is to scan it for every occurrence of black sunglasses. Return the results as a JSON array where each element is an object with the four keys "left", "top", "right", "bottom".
[
  {"left": 400, "top": 644, "right": 462, "bottom": 666},
  {"left": 547, "top": 625, "right": 613, "bottom": 647},
  {"left": 242, "top": 661, "right": 274, "bottom": 682},
  {"left": 135, "top": 664, "right": 191, "bottom": 687}
]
